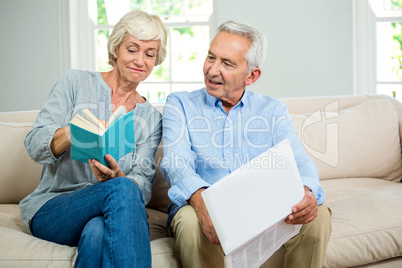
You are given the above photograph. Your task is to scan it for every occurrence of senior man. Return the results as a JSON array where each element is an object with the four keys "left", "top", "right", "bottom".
[{"left": 160, "top": 20, "right": 331, "bottom": 268}]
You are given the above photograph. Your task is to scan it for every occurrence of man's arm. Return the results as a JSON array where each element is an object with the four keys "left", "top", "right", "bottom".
[
  {"left": 160, "top": 94, "right": 211, "bottom": 206},
  {"left": 188, "top": 188, "right": 220, "bottom": 245},
  {"left": 270, "top": 102, "right": 322, "bottom": 224},
  {"left": 161, "top": 93, "right": 219, "bottom": 243},
  {"left": 272, "top": 102, "right": 325, "bottom": 206}
]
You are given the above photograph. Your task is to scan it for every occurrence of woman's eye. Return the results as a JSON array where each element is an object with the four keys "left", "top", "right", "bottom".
[{"left": 146, "top": 53, "right": 155, "bottom": 58}]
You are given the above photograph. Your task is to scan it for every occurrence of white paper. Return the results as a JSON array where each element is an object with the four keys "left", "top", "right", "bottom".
[
  {"left": 224, "top": 219, "right": 301, "bottom": 268},
  {"left": 201, "top": 139, "right": 305, "bottom": 268}
]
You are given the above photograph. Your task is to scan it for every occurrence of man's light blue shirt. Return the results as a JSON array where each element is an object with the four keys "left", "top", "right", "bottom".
[{"left": 160, "top": 88, "right": 324, "bottom": 222}]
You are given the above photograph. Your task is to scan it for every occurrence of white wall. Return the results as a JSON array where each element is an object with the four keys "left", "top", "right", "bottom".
[
  {"left": 0, "top": 0, "right": 354, "bottom": 112},
  {"left": 213, "top": 0, "right": 354, "bottom": 98},
  {"left": 0, "top": 0, "right": 64, "bottom": 112}
]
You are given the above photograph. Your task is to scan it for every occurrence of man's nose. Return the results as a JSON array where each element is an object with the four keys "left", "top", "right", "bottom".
[{"left": 208, "top": 61, "right": 221, "bottom": 76}]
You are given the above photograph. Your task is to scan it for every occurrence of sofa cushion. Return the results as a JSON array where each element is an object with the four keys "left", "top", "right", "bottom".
[
  {"left": 146, "top": 145, "right": 171, "bottom": 213},
  {"left": 150, "top": 237, "right": 181, "bottom": 267},
  {"left": 0, "top": 204, "right": 180, "bottom": 268},
  {"left": 0, "top": 110, "right": 39, "bottom": 123},
  {"left": 292, "top": 99, "right": 402, "bottom": 181},
  {"left": 0, "top": 204, "right": 28, "bottom": 234},
  {"left": 147, "top": 207, "right": 169, "bottom": 241},
  {"left": 0, "top": 204, "right": 77, "bottom": 266},
  {"left": 0, "top": 122, "right": 42, "bottom": 204},
  {"left": 322, "top": 178, "right": 402, "bottom": 267}
]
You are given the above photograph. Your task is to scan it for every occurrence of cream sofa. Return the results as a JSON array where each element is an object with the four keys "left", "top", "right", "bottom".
[{"left": 1, "top": 94, "right": 402, "bottom": 268}]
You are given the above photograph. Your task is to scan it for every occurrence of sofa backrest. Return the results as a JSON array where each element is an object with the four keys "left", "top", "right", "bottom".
[
  {"left": 0, "top": 111, "right": 41, "bottom": 204},
  {"left": 1, "top": 95, "right": 401, "bottom": 211},
  {"left": 285, "top": 95, "right": 402, "bottom": 182}
]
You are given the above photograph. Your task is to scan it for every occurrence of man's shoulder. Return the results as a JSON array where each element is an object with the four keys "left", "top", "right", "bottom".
[
  {"left": 166, "top": 88, "right": 206, "bottom": 107},
  {"left": 167, "top": 88, "right": 205, "bottom": 100},
  {"left": 164, "top": 88, "right": 208, "bottom": 118},
  {"left": 246, "top": 90, "right": 286, "bottom": 108}
]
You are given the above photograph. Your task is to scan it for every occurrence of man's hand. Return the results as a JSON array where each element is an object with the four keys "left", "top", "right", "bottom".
[
  {"left": 89, "top": 154, "right": 128, "bottom": 183},
  {"left": 285, "top": 186, "right": 318, "bottom": 225},
  {"left": 188, "top": 188, "right": 220, "bottom": 245}
]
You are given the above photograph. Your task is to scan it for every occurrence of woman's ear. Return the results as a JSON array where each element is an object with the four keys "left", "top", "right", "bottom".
[{"left": 245, "top": 67, "right": 262, "bottom": 86}]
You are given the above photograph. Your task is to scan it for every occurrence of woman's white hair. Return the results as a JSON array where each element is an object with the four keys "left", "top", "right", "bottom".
[
  {"left": 216, "top": 20, "right": 267, "bottom": 73},
  {"left": 107, "top": 10, "right": 167, "bottom": 66}
]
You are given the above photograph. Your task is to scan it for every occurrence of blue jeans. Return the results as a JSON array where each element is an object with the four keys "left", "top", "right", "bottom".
[{"left": 31, "top": 177, "right": 151, "bottom": 268}]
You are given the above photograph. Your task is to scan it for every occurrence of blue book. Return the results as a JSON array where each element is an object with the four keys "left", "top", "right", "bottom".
[{"left": 69, "top": 106, "right": 135, "bottom": 166}]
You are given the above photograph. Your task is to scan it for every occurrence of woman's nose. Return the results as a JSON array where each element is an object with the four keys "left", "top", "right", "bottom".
[{"left": 134, "top": 53, "right": 145, "bottom": 66}]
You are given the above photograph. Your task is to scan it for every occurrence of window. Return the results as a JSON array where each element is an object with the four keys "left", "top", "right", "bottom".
[
  {"left": 371, "top": 0, "right": 402, "bottom": 101},
  {"left": 95, "top": 0, "right": 213, "bottom": 103},
  {"left": 356, "top": 0, "right": 402, "bottom": 101}
]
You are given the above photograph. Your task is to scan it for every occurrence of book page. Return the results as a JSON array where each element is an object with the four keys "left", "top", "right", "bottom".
[
  {"left": 202, "top": 139, "right": 305, "bottom": 267},
  {"left": 81, "top": 109, "right": 106, "bottom": 133},
  {"left": 104, "top": 110, "right": 135, "bottom": 163},
  {"left": 70, "top": 114, "right": 104, "bottom": 135},
  {"left": 107, "top": 105, "right": 126, "bottom": 128}
]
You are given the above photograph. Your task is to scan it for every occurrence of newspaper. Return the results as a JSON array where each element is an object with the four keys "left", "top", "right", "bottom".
[
  {"left": 224, "top": 219, "right": 301, "bottom": 268},
  {"left": 202, "top": 139, "right": 304, "bottom": 268}
]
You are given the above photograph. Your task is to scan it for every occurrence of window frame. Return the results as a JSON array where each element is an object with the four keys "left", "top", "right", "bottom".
[
  {"left": 61, "top": 0, "right": 214, "bottom": 103},
  {"left": 354, "top": 0, "right": 402, "bottom": 97}
]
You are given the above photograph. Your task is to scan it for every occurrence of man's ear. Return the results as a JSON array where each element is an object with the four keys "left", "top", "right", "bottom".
[{"left": 245, "top": 67, "right": 262, "bottom": 86}]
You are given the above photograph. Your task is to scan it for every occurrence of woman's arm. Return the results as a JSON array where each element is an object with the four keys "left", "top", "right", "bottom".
[
  {"left": 50, "top": 126, "right": 71, "bottom": 157},
  {"left": 25, "top": 71, "right": 75, "bottom": 165}
]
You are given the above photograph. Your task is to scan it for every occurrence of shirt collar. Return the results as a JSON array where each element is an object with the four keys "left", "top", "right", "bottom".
[{"left": 204, "top": 87, "right": 250, "bottom": 109}]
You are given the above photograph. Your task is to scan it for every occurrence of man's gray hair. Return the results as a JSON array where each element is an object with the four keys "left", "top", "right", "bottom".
[{"left": 216, "top": 20, "right": 267, "bottom": 73}]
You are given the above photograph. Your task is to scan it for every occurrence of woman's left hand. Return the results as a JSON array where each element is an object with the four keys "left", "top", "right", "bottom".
[{"left": 89, "top": 154, "right": 126, "bottom": 182}]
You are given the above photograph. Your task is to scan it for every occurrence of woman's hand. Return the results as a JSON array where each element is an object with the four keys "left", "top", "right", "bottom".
[{"left": 89, "top": 154, "right": 130, "bottom": 183}]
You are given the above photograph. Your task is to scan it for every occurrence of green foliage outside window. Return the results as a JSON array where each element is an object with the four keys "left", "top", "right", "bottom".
[
  {"left": 390, "top": 1, "right": 402, "bottom": 80},
  {"left": 98, "top": 30, "right": 111, "bottom": 72},
  {"left": 130, "top": 0, "right": 147, "bottom": 11},
  {"left": 97, "top": 0, "right": 108, "bottom": 25},
  {"left": 391, "top": 23, "right": 402, "bottom": 80},
  {"left": 391, "top": 0, "right": 402, "bottom": 9}
]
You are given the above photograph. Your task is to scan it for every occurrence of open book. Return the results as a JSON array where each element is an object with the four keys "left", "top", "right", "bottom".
[
  {"left": 69, "top": 106, "right": 135, "bottom": 166},
  {"left": 201, "top": 139, "right": 305, "bottom": 268}
]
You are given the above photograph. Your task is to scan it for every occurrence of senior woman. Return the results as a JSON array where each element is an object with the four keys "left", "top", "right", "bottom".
[{"left": 19, "top": 10, "right": 167, "bottom": 267}]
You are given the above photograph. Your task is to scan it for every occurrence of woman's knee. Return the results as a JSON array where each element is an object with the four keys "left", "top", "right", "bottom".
[{"left": 107, "top": 177, "right": 143, "bottom": 201}]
